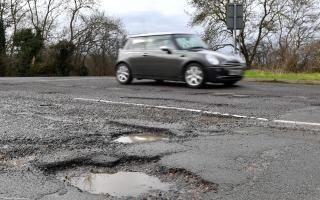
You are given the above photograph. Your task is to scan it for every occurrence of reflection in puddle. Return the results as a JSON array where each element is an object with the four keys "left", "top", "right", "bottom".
[
  {"left": 67, "top": 172, "right": 171, "bottom": 197},
  {"left": 114, "top": 134, "right": 169, "bottom": 144}
]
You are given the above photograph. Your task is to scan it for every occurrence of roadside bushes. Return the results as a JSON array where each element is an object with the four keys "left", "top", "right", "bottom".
[
  {"left": 4, "top": 37, "right": 93, "bottom": 77},
  {"left": 0, "top": 18, "right": 6, "bottom": 76},
  {"left": 0, "top": 55, "right": 6, "bottom": 76},
  {"left": 2, "top": 10, "right": 126, "bottom": 77},
  {"left": 50, "top": 40, "right": 75, "bottom": 76},
  {"left": 7, "top": 38, "right": 78, "bottom": 77},
  {"left": 299, "top": 42, "right": 320, "bottom": 72},
  {"left": 253, "top": 40, "right": 320, "bottom": 73},
  {"left": 12, "top": 28, "right": 44, "bottom": 76}
]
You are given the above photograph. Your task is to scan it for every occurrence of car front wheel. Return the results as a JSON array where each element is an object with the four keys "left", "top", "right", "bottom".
[
  {"left": 184, "top": 64, "right": 206, "bottom": 88},
  {"left": 116, "top": 64, "right": 133, "bottom": 84}
]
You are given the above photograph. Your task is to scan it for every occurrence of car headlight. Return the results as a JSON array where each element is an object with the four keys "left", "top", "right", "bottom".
[{"left": 206, "top": 54, "right": 220, "bottom": 65}]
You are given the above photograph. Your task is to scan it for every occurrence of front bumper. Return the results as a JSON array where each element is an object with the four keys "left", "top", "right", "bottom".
[{"left": 206, "top": 64, "right": 245, "bottom": 83}]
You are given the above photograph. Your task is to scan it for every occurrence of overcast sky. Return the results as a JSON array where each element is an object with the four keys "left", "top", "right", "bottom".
[{"left": 101, "top": 0, "right": 201, "bottom": 35}]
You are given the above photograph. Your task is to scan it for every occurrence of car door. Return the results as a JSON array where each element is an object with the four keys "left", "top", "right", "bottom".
[
  {"left": 143, "top": 35, "right": 183, "bottom": 79},
  {"left": 124, "top": 37, "right": 148, "bottom": 76}
]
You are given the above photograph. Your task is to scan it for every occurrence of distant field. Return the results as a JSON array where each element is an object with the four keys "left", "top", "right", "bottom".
[{"left": 245, "top": 70, "right": 320, "bottom": 81}]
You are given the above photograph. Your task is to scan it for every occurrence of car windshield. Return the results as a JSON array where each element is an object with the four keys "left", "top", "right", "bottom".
[{"left": 174, "top": 34, "right": 208, "bottom": 50}]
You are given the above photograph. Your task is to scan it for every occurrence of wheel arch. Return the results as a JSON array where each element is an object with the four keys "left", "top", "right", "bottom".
[
  {"left": 181, "top": 61, "right": 207, "bottom": 77},
  {"left": 115, "top": 61, "right": 131, "bottom": 71}
]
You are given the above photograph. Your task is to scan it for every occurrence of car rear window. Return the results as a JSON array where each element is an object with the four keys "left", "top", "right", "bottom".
[{"left": 125, "top": 37, "right": 147, "bottom": 50}]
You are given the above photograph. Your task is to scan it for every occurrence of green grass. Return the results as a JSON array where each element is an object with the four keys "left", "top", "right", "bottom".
[{"left": 245, "top": 70, "right": 320, "bottom": 82}]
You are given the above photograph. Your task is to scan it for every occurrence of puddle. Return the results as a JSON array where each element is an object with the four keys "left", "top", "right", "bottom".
[
  {"left": 114, "top": 133, "right": 169, "bottom": 144},
  {"left": 65, "top": 172, "right": 171, "bottom": 197}
]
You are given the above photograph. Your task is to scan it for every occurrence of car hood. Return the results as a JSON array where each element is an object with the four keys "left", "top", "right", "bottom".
[{"left": 199, "top": 50, "right": 245, "bottom": 63}]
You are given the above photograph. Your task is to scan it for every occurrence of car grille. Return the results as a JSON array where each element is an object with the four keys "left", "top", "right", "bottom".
[{"left": 222, "top": 61, "right": 243, "bottom": 67}]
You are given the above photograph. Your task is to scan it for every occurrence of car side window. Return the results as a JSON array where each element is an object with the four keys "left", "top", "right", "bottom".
[
  {"left": 145, "top": 35, "right": 175, "bottom": 50},
  {"left": 174, "top": 35, "right": 208, "bottom": 50},
  {"left": 125, "top": 37, "right": 147, "bottom": 50}
]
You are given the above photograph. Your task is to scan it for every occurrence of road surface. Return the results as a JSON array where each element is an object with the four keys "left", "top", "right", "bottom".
[{"left": 0, "top": 77, "right": 319, "bottom": 200}]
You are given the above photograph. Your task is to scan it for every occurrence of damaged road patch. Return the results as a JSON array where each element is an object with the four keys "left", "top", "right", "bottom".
[
  {"left": 64, "top": 171, "right": 172, "bottom": 197},
  {"left": 52, "top": 155, "right": 217, "bottom": 199},
  {"left": 34, "top": 150, "right": 120, "bottom": 170},
  {"left": 114, "top": 133, "right": 170, "bottom": 144}
]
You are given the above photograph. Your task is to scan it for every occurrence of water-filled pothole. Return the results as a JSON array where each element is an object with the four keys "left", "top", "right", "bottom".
[
  {"left": 64, "top": 171, "right": 171, "bottom": 197},
  {"left": 114, "top": 133, "right": 169, "bottom": 144},
  {"left": 54, "top": 159, "right": 217, "bottom": 199}
]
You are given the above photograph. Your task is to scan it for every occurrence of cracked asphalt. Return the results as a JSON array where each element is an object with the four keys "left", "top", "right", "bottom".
[{"left": 0, "top": 77, "right": 320, "bottom": 200}]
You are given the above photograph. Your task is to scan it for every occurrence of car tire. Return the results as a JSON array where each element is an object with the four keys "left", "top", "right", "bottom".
[
  {"left": 223, "top": 81, "right": 238, "bottom": 86},
  {"left": 116, "top": 64, "right": 133, "bottom": 85},
  {"left": 184, "top": 64, "right": 206, "bottom": 88}
]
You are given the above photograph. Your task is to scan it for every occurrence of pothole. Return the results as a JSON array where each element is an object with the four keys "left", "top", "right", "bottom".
[
  {"left": 114, "top": 133, "right": 170, "bottom": 144},
  {"left": 63, "top": 171, "right": 172, "bottom": 197},
  {"left": 53, "top": 159, "right": 217, "bottom": 199}
]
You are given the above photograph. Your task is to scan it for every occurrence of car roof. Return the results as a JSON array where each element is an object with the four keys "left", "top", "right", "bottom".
[{"left": 129, "top": 32, "right": 195, "bottom": 38}]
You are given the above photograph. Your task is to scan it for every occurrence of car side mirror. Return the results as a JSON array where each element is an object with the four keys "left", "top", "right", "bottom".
[{"left": 160, "top": 46, "right": 172, "bottom": 54}]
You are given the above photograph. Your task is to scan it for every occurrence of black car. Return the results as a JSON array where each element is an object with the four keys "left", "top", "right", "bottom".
[{"left": 115, "top": 32, "right": 246, "bottom": 88}]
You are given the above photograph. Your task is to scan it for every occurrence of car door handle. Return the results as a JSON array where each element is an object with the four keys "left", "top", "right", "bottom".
[{"left": 142, "top": 53, "right": 149, "bottom": 57}]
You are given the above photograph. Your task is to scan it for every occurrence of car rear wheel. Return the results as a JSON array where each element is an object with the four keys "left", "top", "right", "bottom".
[
  {"left": 184, "top": 64, "right": 206, "bottom": 88},
  {"left": 116, "top": 64, "right": 133, "bottom": 84}
]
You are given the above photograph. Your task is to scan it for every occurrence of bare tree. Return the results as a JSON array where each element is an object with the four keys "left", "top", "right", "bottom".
[
  {"left": 272, "top": 0, "right": 320, "bottom": 71},
  {"left": 1, "top": 0, "right": 128, "bottom": 76},
  {"left": 7, "top": 0, "right": 27, "bottom": 57},
  {"left": 0, "top": 0, "right": 8, "bottom": 54},
  {"left": 26, "top": 0, "right": 66, "bottom": 41},
  {"left": 71, "top": 11, "right": 126, "bottom": 75},
  {"left": 68, "top": 0, "right": 96, "bottom": 42},
  {"left": 0, "top": 0, "right": 7, "bottom": 21},
  {"left": 190, "top": 0, "right": 288, "bottom": 68}
]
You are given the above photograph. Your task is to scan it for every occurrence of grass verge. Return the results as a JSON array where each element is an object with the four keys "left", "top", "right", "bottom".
[{"left": 245, "top": 70, "right": 320, "bottom": 82}]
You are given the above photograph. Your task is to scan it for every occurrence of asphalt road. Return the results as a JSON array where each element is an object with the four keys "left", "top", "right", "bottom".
[{"left": 0, "top": 77, "right": 320, "bottom": 200}]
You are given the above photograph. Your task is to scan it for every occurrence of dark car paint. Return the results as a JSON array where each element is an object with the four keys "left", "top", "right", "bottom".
[{"left": 116, "top": 33, "right": 246, "bottom": 83}]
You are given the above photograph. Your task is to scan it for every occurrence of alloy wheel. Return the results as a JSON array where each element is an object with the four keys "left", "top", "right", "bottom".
[
  {"left": 116, "top": 65, "right": 132, "bottom": 84},
  {"left": 185, "top": 65, "right": 205, "bottom": 88}
]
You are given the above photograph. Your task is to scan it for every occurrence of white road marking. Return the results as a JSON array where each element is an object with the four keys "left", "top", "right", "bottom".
[
  {"left": 274, "top": 120, "right": 320, "bottom": 127},
  {"left": 231, "top": 115, "right": 247, "bottom": 118},
  {"left": 74, "top": 98, "right": 320, "bottom": 127},
  {"left": 256, "top": 118, "right": 270, "bottom": 121}
]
